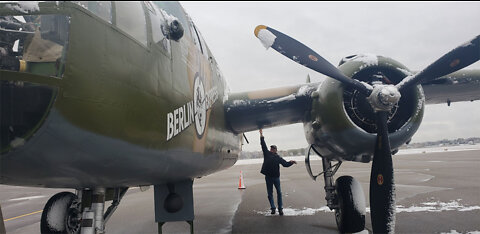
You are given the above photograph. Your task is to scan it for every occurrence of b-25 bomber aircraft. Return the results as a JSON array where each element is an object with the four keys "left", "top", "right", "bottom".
[{"left": 1, "top": 1, "right": 480, "bottom": 234}]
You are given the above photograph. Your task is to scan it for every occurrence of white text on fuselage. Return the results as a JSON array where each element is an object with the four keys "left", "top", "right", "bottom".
[{"left": 166, "top": 86, "right": 218, "bottom": 141}]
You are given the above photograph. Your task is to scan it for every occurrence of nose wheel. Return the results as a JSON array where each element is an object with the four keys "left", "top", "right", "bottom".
[
  {"left": 40, "top": 192, "right": 81, "bottom": 234},
  {"left": 40, "top": 188, "right": 128, "bottom": 234}
]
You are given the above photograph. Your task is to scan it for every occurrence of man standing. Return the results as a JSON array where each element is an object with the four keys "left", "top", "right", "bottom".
[{"left": 259, "top": 129, "right": 297, "bottom": 215}]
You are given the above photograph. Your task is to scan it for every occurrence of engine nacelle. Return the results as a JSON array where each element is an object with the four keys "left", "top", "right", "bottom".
[{"left": 304, "top": 54, "right": 424, "bottom": 162}]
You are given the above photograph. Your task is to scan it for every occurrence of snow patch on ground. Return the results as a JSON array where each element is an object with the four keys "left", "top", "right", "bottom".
[
  {"left": 255, "top": 206, "right": 333, "bottom": 216},
  {"left": 441, "top": 231, "right": 480, "bottom": 234},
  {"left": 367, "top": 199, "right": 480, "bottom": 213},
  {"left": 255, "top": 199, "right": 479, "bottom": 217}
]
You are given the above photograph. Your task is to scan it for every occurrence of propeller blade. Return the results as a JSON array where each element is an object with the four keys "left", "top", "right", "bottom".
[
  {"left": 370, "top": 111, "right": 396, "bottom": 233},
  {"left": 397, "top": 35, "right": 480, "bottom": 91},
  {"left": 254, "top": 25, "right": 372, "bottom": 95}
]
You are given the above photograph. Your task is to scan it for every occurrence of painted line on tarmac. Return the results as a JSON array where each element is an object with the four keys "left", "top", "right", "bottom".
[
  {"left": 3, "top": 210, "right": 42, "bottom": 222},
  {"left": 8, "top": 195, "right": 46, "bottom": 202}
]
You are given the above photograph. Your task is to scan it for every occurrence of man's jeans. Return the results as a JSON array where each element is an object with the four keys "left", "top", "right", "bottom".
[{"left": 265, "top": 176, "right": 282, "bottom": 210}]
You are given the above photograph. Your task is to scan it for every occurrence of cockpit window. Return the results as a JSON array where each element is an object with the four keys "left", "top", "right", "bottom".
[
  {"left": 114, "top": 1, "right": 147, "bottom": 46},
  {"left": 73, "top": 1, "right": 112, "bottom": 23}
]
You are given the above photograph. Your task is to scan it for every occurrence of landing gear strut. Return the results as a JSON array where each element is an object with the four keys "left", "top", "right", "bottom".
[{"left": 305, "top": 145, "right": 366, "bottom": 233}]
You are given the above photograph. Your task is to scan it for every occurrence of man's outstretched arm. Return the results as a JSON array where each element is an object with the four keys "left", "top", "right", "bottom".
[
  {"left": 279, "top": 157, "right": 297, "bottom": 167},
  {"left": 259, "top": 129, "right": 269, "bottom": 154}
]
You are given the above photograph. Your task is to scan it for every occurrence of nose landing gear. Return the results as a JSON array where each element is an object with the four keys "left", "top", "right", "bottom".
[{"left": 40, "top": 188, "right": 128, "bottom": 234}]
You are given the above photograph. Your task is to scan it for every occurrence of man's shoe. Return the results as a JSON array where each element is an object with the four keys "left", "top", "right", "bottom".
[
  {"left": 271, "top": 209, "right": 276, "bottom": 215},
  {"left": 279, "top": 209, "right": 284, "bottom": 216}
]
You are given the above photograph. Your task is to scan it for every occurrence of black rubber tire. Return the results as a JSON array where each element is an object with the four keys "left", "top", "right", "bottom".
[
  {"left": 334, "top": 176, "right": 366, "bottom": 233},
  {"left": 41, "top": 192, "right": 79, "bottom": 234}
]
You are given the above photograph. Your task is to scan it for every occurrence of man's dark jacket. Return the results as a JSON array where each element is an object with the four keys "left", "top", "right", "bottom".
[{"left": 260, "top": 136, "right": 294, "bottom": 178}]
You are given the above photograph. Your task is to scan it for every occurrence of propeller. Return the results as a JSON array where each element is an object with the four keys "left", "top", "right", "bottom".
[
  {"left": 370, "top": 111, "right": 395, "bottom": 233},
  {"left": 255, "top": 24, "right": 480, "bottom": 233},
  {"left": 254, "top": 25, "right": 373, "bottom": 96},
  {"left": 397, "top": 35, "right": 480, "bottom": 92}
]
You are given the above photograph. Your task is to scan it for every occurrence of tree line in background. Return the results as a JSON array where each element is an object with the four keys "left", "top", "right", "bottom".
[
  {"left": 239, "top": 137, "right": 480, "bottom": 160},
  {"left": 401, "top": 137, "right": 480, "bottom": 149}
]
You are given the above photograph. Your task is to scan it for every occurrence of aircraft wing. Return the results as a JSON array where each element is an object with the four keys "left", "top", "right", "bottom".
[
  {"left": 225, "top": 68, "right": 480, "bottom": 133},
  {"left": 422, "top": 69, "right": 480, "bottom": 105},
  {"left": 225, "top": 83, "right": 318, "bottom": 133}
]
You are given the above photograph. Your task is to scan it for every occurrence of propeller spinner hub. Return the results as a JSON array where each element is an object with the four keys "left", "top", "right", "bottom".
[{"left": 367, "top": 83, "right": 401, "bottom": 112}]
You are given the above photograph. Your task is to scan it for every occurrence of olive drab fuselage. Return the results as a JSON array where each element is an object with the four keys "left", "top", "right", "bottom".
[{"left": 0, "top": 2, "right": 241, "bottom": 188}]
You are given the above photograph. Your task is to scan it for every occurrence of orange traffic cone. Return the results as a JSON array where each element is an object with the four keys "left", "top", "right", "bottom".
[{"left": 238, "top": 171, "right": 246, "bottom": 189}]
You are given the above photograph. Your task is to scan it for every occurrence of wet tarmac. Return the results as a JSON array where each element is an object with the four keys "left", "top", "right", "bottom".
[{"left": 1, "top": 148, "right": 480, "bottom": 233}]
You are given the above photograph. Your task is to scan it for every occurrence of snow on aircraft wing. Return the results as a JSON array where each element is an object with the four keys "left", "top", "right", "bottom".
[
  {"left": 422, "top": 69, "right": 480, "bottom": 105},
  {"left": 225, "top": 68, "right": 480, "bottom": 134},
  {"left": 225, "top": 83, "right": 317, "bottom": 133}
]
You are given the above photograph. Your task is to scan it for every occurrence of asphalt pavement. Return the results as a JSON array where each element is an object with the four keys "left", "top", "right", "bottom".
[{"left": 1, "top": 148, "right": 480, "bottom": 233}]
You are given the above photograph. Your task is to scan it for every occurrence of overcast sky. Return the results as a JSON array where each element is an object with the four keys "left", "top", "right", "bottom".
[{"left": 181, "top": 1, "right": 480, "bottom": 152}]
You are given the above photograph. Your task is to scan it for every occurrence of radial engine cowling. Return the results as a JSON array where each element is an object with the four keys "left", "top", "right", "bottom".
[{"left": 305, "top": 54, "right": 424, "bottom": 162}]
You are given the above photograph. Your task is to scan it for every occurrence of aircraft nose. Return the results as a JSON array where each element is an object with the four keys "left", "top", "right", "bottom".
[{"left": 0, "top": 81, "right": 57, "bottom": 154}]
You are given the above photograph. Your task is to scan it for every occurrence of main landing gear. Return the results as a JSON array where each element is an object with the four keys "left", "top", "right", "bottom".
[
  {"left": 305, "top": 145, "right": 366, "bottom": 233},
  {"left": 40, "top": 188, "right": 128, "bottom": 234}
]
